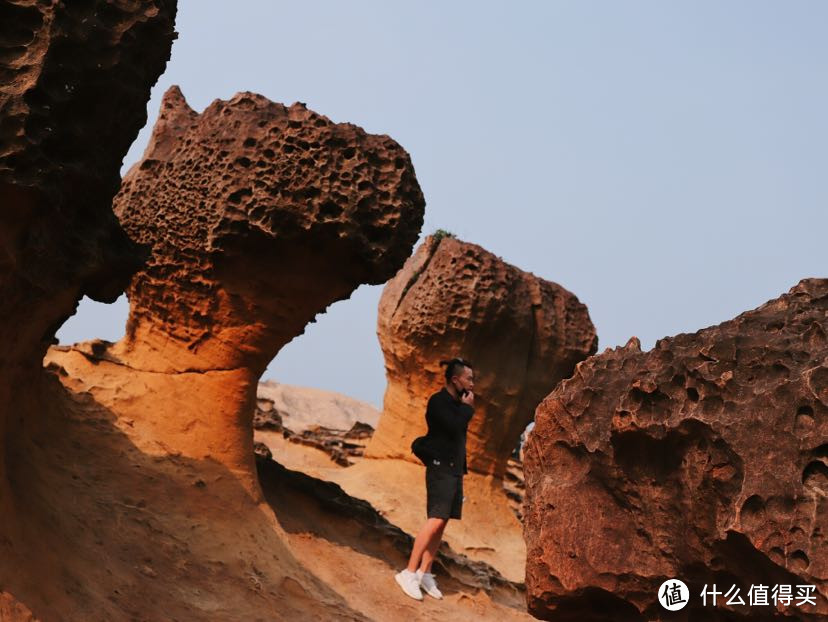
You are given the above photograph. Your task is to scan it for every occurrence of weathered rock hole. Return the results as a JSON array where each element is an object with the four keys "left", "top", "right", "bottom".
[
  {"left": 766, "top": 495, "right": 796, "bottom": 518},
  {"left": 319, "top": 201, "right": 342, "bottom": 218},
  {"left": 357, "top": 196, "right": 375, "bottom": 210},
  {"left": 611, "top": 429, "right": 683, "bottom": 479},
  {"left": 0, "top": 1, "right": 43, "bottom": 48},
  {"left": 802, "top": 460, "right": 828, "bottom": 494},
  {"left": 227, "top": 188, "right": 252, "bottom": 204},
  {"left": 810, "top": 444, "right": 828, "bottom": 460},
  {"left": 789, "top": 550, "right": 809, "bottom": 571},
  {"left": 243, "top": 137, "right": 256, "bottom": 147},
  {"left": 739, "top": 494, "right": 765, "bottom": 531},
  {"left": 797, "top": 404, "right": 814, "bottom": 417},
  {"left": 686, "top": 387, "right": 699, "bottom": 402}
]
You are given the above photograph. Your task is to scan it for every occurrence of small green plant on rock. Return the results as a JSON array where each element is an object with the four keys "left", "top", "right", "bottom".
[{"left": 432, "top": 228, "right": 456, "bottom": 241}]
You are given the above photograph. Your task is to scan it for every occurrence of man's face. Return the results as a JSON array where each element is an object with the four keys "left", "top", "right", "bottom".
[{"left": 453, "top": 366, "right": 475, "bottom": 393}]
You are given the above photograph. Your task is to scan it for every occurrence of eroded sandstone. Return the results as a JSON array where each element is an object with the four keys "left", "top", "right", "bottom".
[
  {"left": 523, "top": 278, "right": 828, "bottom": 621},
  {"left": 40, "top": 84, "right": 425, "bottom": 618},
  {"left": 112, "top": 85, "right": 425, "bottom": 376},
  {"left": 365, "top": 233, "right": 597, "bottom": 479},
  {"left": 0, "top": 2, "right": 176, "bottom": 617}
]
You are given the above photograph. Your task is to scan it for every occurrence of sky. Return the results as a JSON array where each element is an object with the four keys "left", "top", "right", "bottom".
[{"left": 56, "top": 1, "right": 828, "bottom": 409}]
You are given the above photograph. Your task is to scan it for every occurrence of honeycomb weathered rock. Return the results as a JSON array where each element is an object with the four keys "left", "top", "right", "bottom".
[
  {"left": 365, "top": 234, "right": 597, "bottom": 478},
  {"left": 523, "top": 278, "right": 828, "bottom": 621}
]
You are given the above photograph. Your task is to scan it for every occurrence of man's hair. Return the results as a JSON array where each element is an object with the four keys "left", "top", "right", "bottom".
[{"left": 439, "top": 357, "right": 473, "bottom": 382}]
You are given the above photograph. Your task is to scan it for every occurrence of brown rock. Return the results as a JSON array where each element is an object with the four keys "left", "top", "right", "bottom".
[
  {"left": 112, "top": 85, "right": 425, "bottom": 376},
  {"left": 0, "top": 2, "right": 176, "bottom": 619},
  {"left": 523, "top": 278, "right": 828, "bottom": 621},
  {"left": 86, "top": 85, "right": 424, "bottom": 488},
  {"left": 0, "top": 1, "right": 177, "bottom": 320},
  {"left": 365, "top": 234, "right": 597, "bottom": 478},
  {"left": 37, "top": 84, "right": 424, "bottom": 619}
]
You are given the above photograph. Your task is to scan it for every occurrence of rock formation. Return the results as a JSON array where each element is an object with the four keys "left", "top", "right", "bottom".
[
  {"left": 50, "top": 84, "right": 423, "bottom": 492},
  {"left": 257, "top": 380, "right": 380, "bottom": 432},
  {"left": 365, "top": 233, "right": 598, "bottom": 479},
  {"left": 113, "top": 84, "right": 425, "bottom": 378},
  {"left": 252, "top": 442, "right": 537, "bottom": 620},
  {"left": 39, "top": 84, "right": 425, "bottom": 619},
  {"left": 324, "top": 233, "right": 597, "bottom": 584},
  {"left": 523, "top": 278, "right": 828, "bottom": 621},
  {"left": 0, "top": 1, "right": 177, "bottom": 617},
  {"left": 1, "top": 3, "right": 429, "bottom": 608}
]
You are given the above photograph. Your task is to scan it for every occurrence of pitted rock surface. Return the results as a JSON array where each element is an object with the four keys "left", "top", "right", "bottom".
[
  {"left": 38, "top": 83, "right": 426, "bottom": 621},
  {"left": 0, "top": 1, "right": 176, "bottom": 619},
  {"left": 113, "top": 86, "right": 425, "bottom": 374},
  {"left": 523, "top": 278, "right": 828, "bottom": 621},
  {"left": 365, "top": 234, "right": 597, "bottom": 478},
  {"left": 0, "top": 0, "right": 177, "bottom": 313}
]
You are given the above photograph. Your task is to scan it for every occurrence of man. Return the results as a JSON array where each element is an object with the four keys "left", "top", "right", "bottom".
[{"left": 394, "top": 357, "right": 475, "bottom": 601}]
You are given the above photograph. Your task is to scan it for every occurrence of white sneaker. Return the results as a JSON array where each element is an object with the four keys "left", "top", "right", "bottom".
[
  {"left": 394, "top": 569, "right": 423, "bottom": 600},
  {"left": 416, "top": 569, "right": 443, "bottom": 599}
]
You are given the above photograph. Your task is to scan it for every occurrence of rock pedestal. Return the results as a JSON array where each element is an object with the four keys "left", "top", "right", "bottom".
[{"left": 365, "top": 234, "right": 597, "bottom": 479}]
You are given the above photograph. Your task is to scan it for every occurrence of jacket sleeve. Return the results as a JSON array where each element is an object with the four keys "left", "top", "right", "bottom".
[{"left": 426, "top": 394, "right": 474, "bottom": 436}]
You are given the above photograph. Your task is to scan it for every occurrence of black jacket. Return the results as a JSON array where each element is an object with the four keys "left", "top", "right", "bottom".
[{"left": 424, "top": 387, "right": 474, "bottom": 474}]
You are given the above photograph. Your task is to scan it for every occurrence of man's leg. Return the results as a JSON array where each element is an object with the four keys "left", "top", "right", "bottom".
[
  {"left": 405, "top": 517, "right": 446, "bottom": 572},
  {"left": 418, "top": 518, "right": 447, "bottom": 572}
]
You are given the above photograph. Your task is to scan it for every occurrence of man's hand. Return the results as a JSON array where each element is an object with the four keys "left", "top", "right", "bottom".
[{"left": 461, "top": 390, "right": 474, "bottom": 408}]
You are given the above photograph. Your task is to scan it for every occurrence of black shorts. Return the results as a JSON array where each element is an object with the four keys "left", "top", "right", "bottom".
[{"left": 425, "top": 458, "right": 464, "bottom": 520}]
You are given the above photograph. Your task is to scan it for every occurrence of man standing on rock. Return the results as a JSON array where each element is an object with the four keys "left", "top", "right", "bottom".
[{"left": 395, "top": 357, "right": 475, "bottom": 601}]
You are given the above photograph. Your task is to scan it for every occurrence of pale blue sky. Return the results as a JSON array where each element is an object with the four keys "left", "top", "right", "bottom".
[{"left": 58, "top": 1, "right": 828, "bottom": 408}]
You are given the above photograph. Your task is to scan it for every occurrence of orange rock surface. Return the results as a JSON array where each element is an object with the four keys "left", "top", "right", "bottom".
[
  {"left": 332, "top": 234, "right": 597, "bottom": 584},
  {"left": 523, "top": 279, "right": 828, "bottom": 621},
  {"left": 0, "top": 1, "right": 176, "bottom": 617},
  {"left": 365, "top": 234, "right": 598, "bottom": 479},
  {"left": 40, "top": 83, "right": 424, "bottom": 620},
  {"left": 1, "top": 4, "right": 446, "bottom": 610}
]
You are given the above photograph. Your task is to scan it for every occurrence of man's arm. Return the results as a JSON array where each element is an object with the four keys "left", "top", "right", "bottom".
[{"left": 426, "top": 394, "right": 470, "bottom": 436}]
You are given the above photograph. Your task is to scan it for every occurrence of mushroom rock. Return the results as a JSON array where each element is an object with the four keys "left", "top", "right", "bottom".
[
  {"left": 110, "top": 85, "right": 425, "bottom": 378},
  {"left": 523, "top": 278, "right": 828, "bottom": 621},
  {"left": 0, "top": 1, "right": 176, "bottom": 617},
  {"left": 39, "top": 85, "right": 424, "bottom": 617},
  {"left": 62, "top": 86, "right": 424, "bottom": 492},
  {"left": 364, "top": 234, "right": 597, "bottom": 479}
]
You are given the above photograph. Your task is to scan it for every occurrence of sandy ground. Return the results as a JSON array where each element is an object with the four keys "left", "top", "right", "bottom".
[
  {"left": 4, "top": 348, "right": 534, "bottom": 621},
  {"left": 256, "top": 430, "right": 527, "bottom": 583},
  {"left": 257, "top": 449, "right": 535, "bottom": 622}
]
